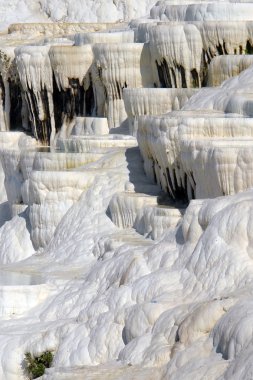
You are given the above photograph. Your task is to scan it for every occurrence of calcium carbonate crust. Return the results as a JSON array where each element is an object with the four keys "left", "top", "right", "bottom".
[{"left": 0, "top": 0, "right": 252, "bottom": 380}]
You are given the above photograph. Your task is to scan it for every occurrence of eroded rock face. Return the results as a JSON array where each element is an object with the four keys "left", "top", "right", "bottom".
[
  {"left": 1, "top": 1, "right": 253, "bottom": 380},
  {"left": 4, "top": 9, "right": 253, "bottom": 145},
  {"left": 138, "top": 115, "right": 253, "bottom": 200}
]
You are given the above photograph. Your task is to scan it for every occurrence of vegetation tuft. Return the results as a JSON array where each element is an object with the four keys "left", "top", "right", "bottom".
[{"left": 25, "top": 351, "right": 54, "bottom": 379}]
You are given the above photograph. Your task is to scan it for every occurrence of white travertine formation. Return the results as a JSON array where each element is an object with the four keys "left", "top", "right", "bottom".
[
  {"left": 27, "top": 152, "right": 113, "bottom": 249},
  {"left": 182, "top": 64, "right": 253, "bottom": 114},
  {"left": 208, "top": 55, "right": 253, "bottom": 86},
  {"left": 138, "top": 114, "right": 253, "bottom": 200},
  {"left": 198, "top": 20, "right": 253, "bottom": 58},
  {"left": 181, "top": 138, "right": 253, "bottom": 198},
  {"left": 49, "top": 45, "right": 96, "bottom": 136},
  {"left": 149, "top": 23, "right": 202, "bottom": 88},
  {"left": 57, "top": 135, "right": 138, "bottom": 153},
  {"left": 15, "top": 46, "right": 52, "bottom": 93},
  {"left": 1, "top": 1, "right": 253, "bottom": 380},
  {"left": 7, "top": 22, "right": 126, "bottom": 37},
  {"left": 142, "top": 205, "right": 184, "bottom": 239},
  {"left": 49, "top": 45, "right": 93, "bottom": 91},
  {"left": 123, "top": 88, "right": 198, "bottom": 135},
  {"left": 0, "top": 216, "right": 33, "bottom": 264},
  {"left": 0, "top": 132, "right": 37, "bottom": 209},
  {"left": 150, "top": 2, "right": 253, "bottom": 21},
  {"left": 0, "top": 0, "right": 157, "bottom": 30},
  {"left": 74, "top": 30, "right": 135, "bottom": 45},
  {"left": 0, "top": 282, "right": 53, "bottom": 318},
  {"left": 108, "top": 192, "right": 158, "bottom": 230},
  {"left": 0, "top": 138, "right": 113, "bottom": 250},
  {"left": 32, "top": 151, "right": 99, "bottom": 171},
  {"left": 93, "top": 43, "right": 154, "bottom": 129},
  {"left": 71, "top": 117, "right": 109, "bottom": 136},
  {"left": 1, "top": 149, "right": 23, "bottom": 205},
  {"left": 15, "top": 45, "right": 55, "bottom": 143},
  {"left": 39, "top": 0, "right": 157, "bottom": 23},
  {"left": 0, "top": 47, "right": 16, "bottom": 131},
  {"left": 138, "top": 20, "right": 253, "bottom": 89}
]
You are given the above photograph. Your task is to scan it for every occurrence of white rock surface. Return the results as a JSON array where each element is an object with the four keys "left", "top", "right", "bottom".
[
  {"left": 0, "top": 0, "right": 157, "bottom": 30},
  {"left": 0, "top": 1, "right": 252, "bottom": 380}
]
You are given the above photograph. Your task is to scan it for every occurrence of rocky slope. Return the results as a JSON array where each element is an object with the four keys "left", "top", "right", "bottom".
[{"left": 0, "top": 1, "right": 252, "bottom": 380}]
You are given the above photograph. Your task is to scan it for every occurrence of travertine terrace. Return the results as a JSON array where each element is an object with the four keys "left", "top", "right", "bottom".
[{"left": 0, "top": 1, "right": 253, "bottom": 379}]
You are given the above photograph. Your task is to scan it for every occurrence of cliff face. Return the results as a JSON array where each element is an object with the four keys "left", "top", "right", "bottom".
[{"left": 0, "top": 1, "right": 253, "bottom": 380}]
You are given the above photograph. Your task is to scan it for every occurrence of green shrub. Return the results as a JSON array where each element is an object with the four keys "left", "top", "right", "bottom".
[{"left": 25, "top": 351, "right": 54, "bottom": 379}]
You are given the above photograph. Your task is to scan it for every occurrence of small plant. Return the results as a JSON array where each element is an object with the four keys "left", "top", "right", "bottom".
[{"left": 25, "top": 351, "right": 54, "bottom": 379}]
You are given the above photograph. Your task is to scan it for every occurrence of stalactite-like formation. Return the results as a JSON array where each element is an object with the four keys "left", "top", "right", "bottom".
[
  {"left": 93, "top": 43, "right": 154, "bottom": 130},
  {"left": 49, "top": 45, "right": 94, "bottom": 134},
  {"left": 15, "top": 45, "right": 54, "bottom": 144}
]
